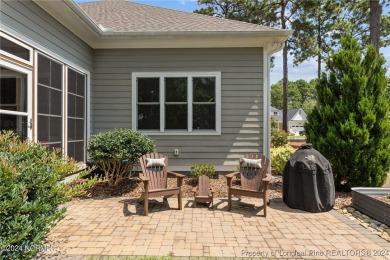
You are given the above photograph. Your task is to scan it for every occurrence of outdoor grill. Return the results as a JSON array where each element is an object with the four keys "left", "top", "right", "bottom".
[{"left": 283, "top": 143, "right": 335, "bottom": 213}]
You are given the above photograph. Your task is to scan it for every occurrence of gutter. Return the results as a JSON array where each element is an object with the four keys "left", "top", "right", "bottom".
[{"left": 64, "top": 0, "right": 103, "bottom": 37}]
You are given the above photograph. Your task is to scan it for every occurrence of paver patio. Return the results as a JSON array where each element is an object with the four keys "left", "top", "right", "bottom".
[{"left": 43, "top": 197, "right": 390, "bottom": 259}]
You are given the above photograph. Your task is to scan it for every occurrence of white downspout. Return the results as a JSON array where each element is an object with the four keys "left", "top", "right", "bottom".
[{"left": 263, "top": 48, "right": 271, "bottom": 159}]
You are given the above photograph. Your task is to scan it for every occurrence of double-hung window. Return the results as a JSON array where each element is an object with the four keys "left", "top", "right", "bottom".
[{"left": 132, "top": 72, "right": 221, "bottom": 135}]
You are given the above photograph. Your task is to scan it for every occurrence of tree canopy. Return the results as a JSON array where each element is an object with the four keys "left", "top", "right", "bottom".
[{"left": 271, "top": 79, "right": 317, "bottom": 113}]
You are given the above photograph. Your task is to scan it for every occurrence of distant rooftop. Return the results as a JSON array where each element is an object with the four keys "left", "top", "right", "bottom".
[
  {"left": 78, "top": 0, "right": 280, "bottom": 33},
  {"left": 271, "top": 107, "right": 307, "bottom": 121}
]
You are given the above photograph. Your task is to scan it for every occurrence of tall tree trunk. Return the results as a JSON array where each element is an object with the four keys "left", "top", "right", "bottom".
[
  {"left": 281, "top": 0, "right": 288, "bottom": 132},
  {"left": 317, "top": 15, "right": 321, "bottom": 80},
  {"left": 369, "top": 0, "right": 381, "bottom": 53}
]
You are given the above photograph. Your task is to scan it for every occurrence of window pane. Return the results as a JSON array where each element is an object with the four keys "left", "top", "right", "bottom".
[
  {"left": 68, "top": 94, "right": 75, "bottom": 118},
  {"left": 68, "top": 69, "right": 77, "bottom": 94},
  {"left": 0, "top": 36, "right": 30, "bottom": 61},
  {"left": 165, "top": 77, "right": 187, "bottom": 102},
  {"left": 75, "top": 119, "right": 84, "bottom": 140},
  {"left": 0, "top": 68, "right": 27, "bottom": 112},
  {"left": 75, "top": 96, "right": 84, "bottom": 118},
  {"left": 51, "top": 61, "right": 62, "bottom": 90},
  {"left": 138, "top": 78, "right": 159, "bottom": 102},
  {"left": 37, "top": 87, "right": 61, "bottom": 116},
  {"left": 38, "top": 115, "right": 62, "bottom": 144},
  {"left": 68, "top": 118, "right": 76, "bottom": 141},
  {"left": 37, "top": 115, "right": 49, "bottom": 142},
  {"left": 38, "top": 55, "right": 50, "bottom": 86},
  {"left": 38, "top": 85, "right": 49, "bottom": 114},
  {"left": 74, "top": 141, "right": 84, "bottom": 162},
  {"left": 50, "top": 116, "right": 62, "bottom": 143},
  {"left": 77, "top": 73, "right": 85, "bottom": 96},
  {"left": 193, "top": 77, "right": 215, "bottom": 102},
  {"left": 68, "top": 118, "right": 84, "bottom": 141},
  {"left": 165, "top": 104, "right": 187, "bottom": 130},
  {"left": 193, "top": 104, "right": 216, "bottom": 130},
  {"left": 51, "top": 89, "right": 62, "bottom": 116},
  {"left": 68, "top": 141, "right": 84, "bottom": 162},
  {"left": 138, "top": 104, "right": 159, "bottom": 130},
  {"left": 0, "top": 114, "right": 27, "bottom": 139}
]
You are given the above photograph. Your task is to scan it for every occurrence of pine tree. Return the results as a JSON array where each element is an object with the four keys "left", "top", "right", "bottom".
[
  {"left": 291, "top": 0, "right": 342, "bottom": 80},
  {"left": 305, "top": 36, "right": 390, "bottom": 191}
]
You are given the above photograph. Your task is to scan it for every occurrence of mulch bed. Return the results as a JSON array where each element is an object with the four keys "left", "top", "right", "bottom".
[
  {"left": 79, "top": 174, "right": 353, "bottom": 209},
  {"left": 376, "top": 195, "right": 390, "bottom": 205}
]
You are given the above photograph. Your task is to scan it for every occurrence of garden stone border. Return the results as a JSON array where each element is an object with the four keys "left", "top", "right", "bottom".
[{"left": 338, "top": 206, "right": 390, "bottom": 242}]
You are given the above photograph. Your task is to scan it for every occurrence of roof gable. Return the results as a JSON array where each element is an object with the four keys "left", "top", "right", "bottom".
[
  {"left": 79, "top": 0, "right": 279, "bottom": 33},
  {"left": 289, "top": 108, "right": 307, "bottom": 121}
]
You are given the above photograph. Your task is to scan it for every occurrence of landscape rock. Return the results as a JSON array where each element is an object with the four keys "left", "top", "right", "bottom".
[
  {"left": 340, "top": 207, "right": 389, "bottom": 243},
  {"left": 369, "top": 223, "right": 377, "bottom": 229}
]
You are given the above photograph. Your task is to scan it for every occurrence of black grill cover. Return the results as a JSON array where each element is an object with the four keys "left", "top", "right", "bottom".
[{"left": 283, "top": 144, "right": 335, "bottom": 212}]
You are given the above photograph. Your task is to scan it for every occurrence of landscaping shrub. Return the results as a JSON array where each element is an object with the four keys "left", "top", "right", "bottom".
[
  {"left": 0, "top": 131, "right": 69, "bottom": 259},
  {"left": 271, "top": 128, "right": 288, "bottom": 147},
  {"left": 88, "top": 129, "right": 156, "bottom": 186},
  {"left": 190, "top": 163, "right": 215, "bottom": 181},
  {"left": 62, "top": 168, "right": 99, "bottom": 198},
  {"left": 305, "top": 36, "right": 390, "bottom": 190},
  {"left": 271, "top": 116, "right": 279, "bottom": 129},
  {"left": 270, "top": 144, "right": 296, "bottom": 175}
]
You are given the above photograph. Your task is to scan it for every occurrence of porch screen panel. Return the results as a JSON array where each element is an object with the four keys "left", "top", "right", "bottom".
[
  {"left": 67, "top": 69, "right": 85, "bottom": 162},
  {"left": 37, "top": 54, "right": 63, "bottom": 149}
]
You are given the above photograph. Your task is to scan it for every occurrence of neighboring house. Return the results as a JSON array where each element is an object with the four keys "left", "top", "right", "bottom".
[
  {"left": 0, "top": 0, "right": 291, "bottom": 171},
  {"left": 270, "top": 107, "right": 307, "bottom": 135}
]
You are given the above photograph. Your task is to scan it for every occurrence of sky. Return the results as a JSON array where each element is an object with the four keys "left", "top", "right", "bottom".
[{"left": 76, "top": 0, "right": 390, "bottom": 85}]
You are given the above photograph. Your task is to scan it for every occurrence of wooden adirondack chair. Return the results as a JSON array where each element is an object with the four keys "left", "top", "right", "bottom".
[
  {"left": 226, "top": 154, "right": 271, "bottom": 216},
  {"left": 192, "top": 175, "right": 215, "bottom": 207},
  {"left": 139, "top": 153, "right": 185, "bottom": 216}
]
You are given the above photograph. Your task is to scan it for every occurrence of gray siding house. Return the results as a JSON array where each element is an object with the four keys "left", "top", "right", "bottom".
[{"left": 0, "top": 0, "right": 291, "bottom": 171}]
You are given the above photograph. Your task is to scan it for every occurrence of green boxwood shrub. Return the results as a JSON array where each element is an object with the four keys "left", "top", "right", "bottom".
[
  {"left": 87, "top": 129, "right": 156, "bottom": 186},
  {"left": 0, "top": 131, "right": 69, "bottom": 259},
  {"left": 271, "top": 128, "right": 288, "bottom": 147},
  {"left": 190, "top": 163, "right": 215, "bottom": 181},
  {"left": 270, "top": 144, "right": 296, "bottom": 175}
]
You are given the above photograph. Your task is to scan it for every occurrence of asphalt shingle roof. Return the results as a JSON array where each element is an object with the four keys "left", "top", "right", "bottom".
[
  {"left": 270, "top": 107, "right": 307, "bottom": 122},
  {"left": 78, "top": 0, "right": 279, "bottom": 33}
]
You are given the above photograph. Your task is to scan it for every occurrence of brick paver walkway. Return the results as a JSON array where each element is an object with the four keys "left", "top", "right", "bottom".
[{"left": 43, "top": 197, "right": 390, "bottom": 259}]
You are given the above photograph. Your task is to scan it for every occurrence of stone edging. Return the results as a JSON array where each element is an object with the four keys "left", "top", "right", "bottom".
[{"left": 338, "top": 206, "right": 390, "bottom": 242}]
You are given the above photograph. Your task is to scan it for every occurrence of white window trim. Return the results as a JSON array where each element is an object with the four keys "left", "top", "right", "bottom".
[
  {"left": 0, "top": 59, "right": 33, "bottom": 139},
  {"left": 132, "top": 72, "right": 221, "bottom": 135},
  {"left": 0, "top": 31, "right": 33, "bottom": 66}
]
